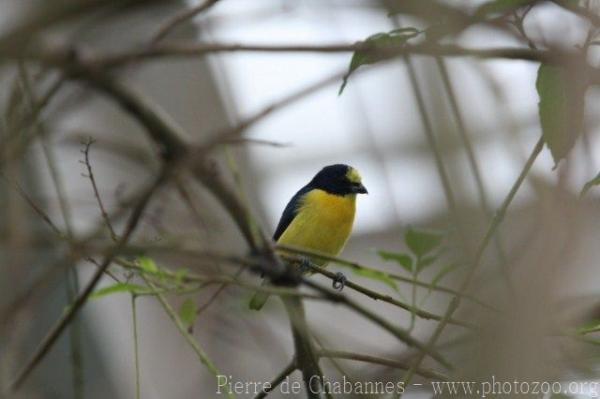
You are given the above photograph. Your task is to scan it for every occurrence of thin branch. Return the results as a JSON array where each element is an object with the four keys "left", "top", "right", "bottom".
[
  {"left": 140, "top": 275, "right": 233, "bottom": 399},
  {"left": 510, "top": 5, "right": 537, "bottom": 50},
  {"left": 316, "top": 350, "right": 448, "bottom": 381},
  {"left": 194, "top": 69, "right": 347, "bottom": 154},
  {"left": 116, "top": 257, "right": 323, "bottom": 300},
  {"left": 307, "top": 262, "right": 475, "bottom": 329},
  {"left": 1, "top": 75, "right": 65, "bottom": 170},
  {"left": 399, "top": 137, "right": 544, "bottom": 392},
  {"left": 193, "top": 266, "right": 244, "bottom": 321},
  {"left": 276, "top": 244, "right": 497, "bottom": 311},
  {"left": 17, "top": 63, "right": 74, "bottom": 238},
  {"left": 0, "top": 174, "right": 63, "bottom": 237},
  {"left": 253, "top": 360, "right": 297, "bottom": 399},
  {"left": 131, "top": 294, "right": 141, "bottom": 399},
  {"left": 302, "top": 279, "right": 452, "bottom": 370},
  {"left": 283, "top": 296, "right": 325, "bottom": 399},
  {"left": 85, "top": 42, "right": 552, "bottom": 69},
  {"left": 550, "top": 0, "right": 600, "bottom": 27},
  {"left": 81, "top": 137, "right": 118, "bottom": 241},
  {"left": 65, "top": 262, "right": 84, "bottom": 399},
  {"left": 150, "top": 0, "right": 221, "bottom": 44},
  {"left": 402, "top": 45, "right": 463, "bottom": 243},
  {"left": 434, "top": 56, "right": 513, "bottom": 294}
]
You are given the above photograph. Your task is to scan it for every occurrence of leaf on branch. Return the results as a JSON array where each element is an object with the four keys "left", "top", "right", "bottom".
[
  {"left": 581, "top": 172, "right": 600, "bottom": 197},
  {"left": 405, "top": 227, "right": 443, "bottom": 259},
  {"left": 475, "top": 0, "right": 536, "bottom": 16},
  {"left": 138, "top": 256, "right": 159, "bottom": 273},
  {"left": 90, "top": 283, "right": 151, "bottom": 300},
  {"left": 351, "top": 267, "right": 399, "bottom": 291},
  {"left": 536, "top": 63, "right": 586, "bottom": 166},
  {"left": 339, "top": 27, "right": 421, "bottom": 95},
  {"left": 377, "top": 249, "right": 413, "bottom": 273},
  {"left": 179, "top": 298, "right": 198, "bottom": 329},
  {"left": 174, "top": 268, "right": 189, "bottom": 285},
  {"left": 577, "top": 318, "right": 600, "bottom": 334}
]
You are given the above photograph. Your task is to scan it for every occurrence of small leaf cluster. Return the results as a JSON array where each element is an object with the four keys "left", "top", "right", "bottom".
[
  {"left": 377, "top": 227, "right": 457, "bottom": 290},
  {"left": 90, "top": 256, "right": 198, "bottom": 330}
]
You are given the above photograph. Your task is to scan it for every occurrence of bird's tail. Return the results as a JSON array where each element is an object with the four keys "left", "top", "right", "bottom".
[{"left": 249, "top": 281, "right": 271, "bottom": 310}]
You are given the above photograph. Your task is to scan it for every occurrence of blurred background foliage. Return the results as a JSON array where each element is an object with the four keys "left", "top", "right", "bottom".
[{"left": 3, "top": 0, "right": 600, "bottom": 398}]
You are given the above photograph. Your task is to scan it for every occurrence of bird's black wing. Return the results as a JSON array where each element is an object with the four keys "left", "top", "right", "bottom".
[{"left": 273, "top": 184, "right": 312, "bottom": 241}]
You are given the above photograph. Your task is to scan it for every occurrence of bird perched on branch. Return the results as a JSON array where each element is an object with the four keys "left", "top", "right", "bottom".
[{"left": 249, "top": 164, "right": 368, "bottom": 310}]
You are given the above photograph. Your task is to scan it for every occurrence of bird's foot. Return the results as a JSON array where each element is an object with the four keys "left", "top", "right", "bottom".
[
  {"left": 332, "top": 272, "right": 347, "bottom": 291},
  {"left": 298, "top": 257, "right": 314, "bottom": 274}
]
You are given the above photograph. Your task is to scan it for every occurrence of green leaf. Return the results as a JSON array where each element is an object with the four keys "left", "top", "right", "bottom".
[
  {"left": 405, "top": 227, "right": 443, "bottom": 259},
  {"left": 475, "top": 0, "right": 535, "bottom": 16},
  {"left": 339, "top": 28, "right": 421, "bottom": 95},
  {"left": 581, "top": 172, "right": 600, "bottom": 197},
  {"left": 536, "top": 63, "right": 586, "bottom": 166},
  {"left": 377, "top": 250, "right": 413, "bottom": 273},
  {"left": 90, "top": 283, "right": 151, "bottom": 300},
  {"left": 174, "top": 268, "right": 189, "bottom": 285},
  {"left": 576, "top": 316, "right": 600, "bottom": 334},
  {"left": 351, "top": 268, "right": 398, "bottom": 291},
  {"left": 178, "top": 298, "right": 198, "bottom": 329},
  {"left": 138, "top": 256, "right": 159, "bottom": 273},
  {"left": 428, "top": 263, "right": 460, "bottom": 293}
]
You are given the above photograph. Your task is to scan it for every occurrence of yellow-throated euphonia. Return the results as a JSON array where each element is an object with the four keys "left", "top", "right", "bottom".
[{"left": 249, "top": 164, "right": 368, "bottom": 310}]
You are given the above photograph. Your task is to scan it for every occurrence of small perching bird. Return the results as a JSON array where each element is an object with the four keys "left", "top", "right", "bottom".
[{"left": 249, "top": 164, "right": 368, "bottom": 310}]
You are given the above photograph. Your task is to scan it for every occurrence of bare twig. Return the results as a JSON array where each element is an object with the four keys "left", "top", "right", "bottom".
[
  {"left": 302, "top": 279, "right": 451, "bottom": 370},
  {"left": 434, "top": 57, "right": 513, "bottom": 293},
  {"left": 17, "top": 63, "right": 74, "bottom": 238},
  {"left": 550, "top": 0, "right": 600, "bottom": 26},
  {"left": 253, "top": 360, "right": 297, "bottom": 399},
  {"left": 85, "top": 42, "right": 552, "bottom": 69},
  {"left": 0, "top": 174, "right": 63, "bottom": 237},
  {"left": 1, "top": 75, "right": 65, "bottom": 170},
  {"left": 194, "top": 266, "right": 244, "bottom": 319},
  {"left": 316, "top": 350, "right": 448, "bottom": 381},
  {"left": 81, "top": 137, "right": 118, "bottom": 241},
  {"left": 306, "top": 262, "right": 475, "bottom": 329},
  {"left": 131, "top": 295, "right": 141, "bottom": 399},
  {"left": 150, "top": 0, "right": 221, "bottom": 44},
  {"left": 194, "top": 69, "right": 347, "bottom": 154}
]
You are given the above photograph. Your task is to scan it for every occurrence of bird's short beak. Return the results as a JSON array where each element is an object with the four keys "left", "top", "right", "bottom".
[{"left": 354, "top": 183, "right": 368, "bottom": 194}]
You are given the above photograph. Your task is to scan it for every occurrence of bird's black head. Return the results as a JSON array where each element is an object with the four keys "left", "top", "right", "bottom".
[{"left": 309, "top": 164, "right": 368, "bottom": 196}]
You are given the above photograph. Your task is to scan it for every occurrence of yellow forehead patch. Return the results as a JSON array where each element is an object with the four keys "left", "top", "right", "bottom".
[{"left": 346, "top": 168, "right": 362, "bottom": 183}]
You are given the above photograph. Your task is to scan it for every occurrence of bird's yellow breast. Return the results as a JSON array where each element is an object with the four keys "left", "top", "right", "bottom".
[{"left": 276, "top": 189, "right": 356, "bottom": 265}]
